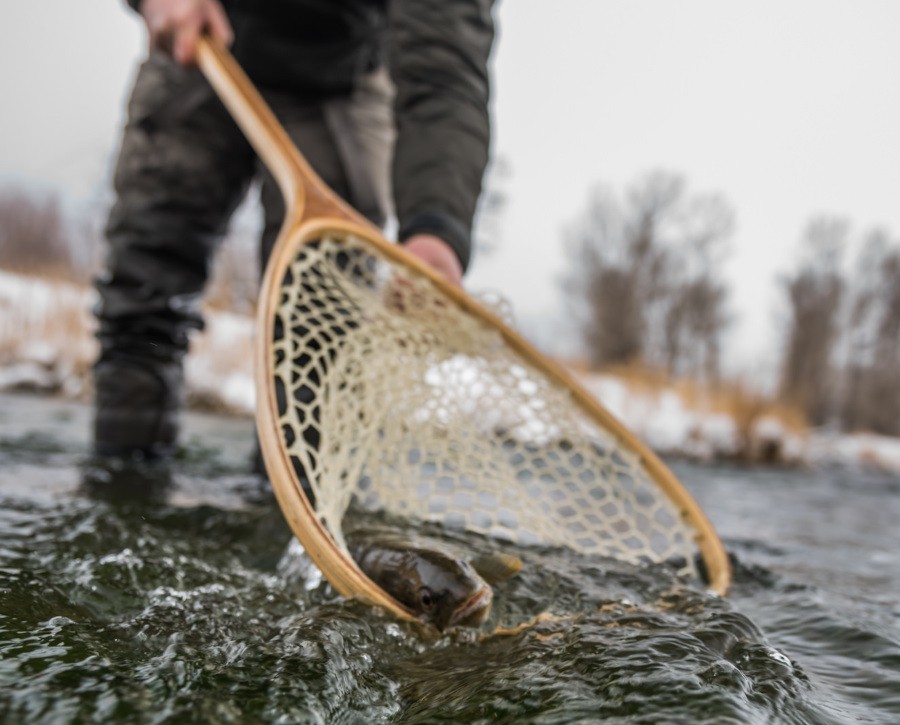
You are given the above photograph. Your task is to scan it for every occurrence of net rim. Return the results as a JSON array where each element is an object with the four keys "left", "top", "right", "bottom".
[{"left": 255, "top": 218, "right": 731, "bottom": 626}]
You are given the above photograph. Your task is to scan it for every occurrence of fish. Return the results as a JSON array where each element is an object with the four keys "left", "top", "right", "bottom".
[{"left": 346, "top": 532, "right": 522, "bottom": 632}]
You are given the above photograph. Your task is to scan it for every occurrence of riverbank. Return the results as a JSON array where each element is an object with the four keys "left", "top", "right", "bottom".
[{"left": 3, "top": 269, "right": 900, "bottom": 472}]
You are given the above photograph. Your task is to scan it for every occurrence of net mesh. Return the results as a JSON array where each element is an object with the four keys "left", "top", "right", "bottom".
[{"left": 270, "top": 233, "right": 697, "bottom": 575}]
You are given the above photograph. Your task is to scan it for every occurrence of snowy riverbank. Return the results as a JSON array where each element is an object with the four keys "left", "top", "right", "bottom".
[{"left": 3, "top": 269, "right": 900, "bottom": 473}]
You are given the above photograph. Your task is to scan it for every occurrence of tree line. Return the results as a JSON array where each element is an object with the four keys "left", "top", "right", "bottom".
[
  {"left": 780, "top": 219, "right": 900, "bottom": 435},
  {"left": 2, "top": 179, "right": 899, "bottom": 436},
  {"left": 563, "top": 172, "right": 900, "bottom": 436},
  {"left": 0, "top": 184, "right": 260, "bottom": 314},
  {"left": 563, "top": 172, "right": 732, "bottom": 383}
]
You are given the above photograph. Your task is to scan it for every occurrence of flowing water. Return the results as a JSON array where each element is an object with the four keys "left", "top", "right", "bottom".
[{"left": 0, "top": 392, "right": 897, "bottom": 724}]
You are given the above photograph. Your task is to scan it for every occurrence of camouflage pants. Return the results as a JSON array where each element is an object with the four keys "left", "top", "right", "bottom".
[{"left": 93, "top": 50, "right": 394, "bottom": 457}]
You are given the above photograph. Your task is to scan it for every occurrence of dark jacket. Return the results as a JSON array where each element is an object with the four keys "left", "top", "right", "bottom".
[{"left": 127, "top": 0, "right": 494, "bottom": 271}]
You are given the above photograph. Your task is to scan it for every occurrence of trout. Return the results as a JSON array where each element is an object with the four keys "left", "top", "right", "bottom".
[{"left": 347, "top": 532, "right": 522, "bottom": 631}]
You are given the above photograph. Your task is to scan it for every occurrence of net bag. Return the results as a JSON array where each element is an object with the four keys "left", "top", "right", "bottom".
[
  {"left": 256, "top": 221, "right": 731, "bottom": 624},
  {"left": 191, "top": 34, "right": 730, "bottom": 623}
]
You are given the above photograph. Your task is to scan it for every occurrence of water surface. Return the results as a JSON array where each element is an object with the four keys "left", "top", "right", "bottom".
[{"left": 1, "top": 392, "right": 897, "bottom": 723}]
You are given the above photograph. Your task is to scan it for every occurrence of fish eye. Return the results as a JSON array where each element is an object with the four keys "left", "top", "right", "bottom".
[{"left": 418, "top": 588, "right": 435, "bottom": 610}]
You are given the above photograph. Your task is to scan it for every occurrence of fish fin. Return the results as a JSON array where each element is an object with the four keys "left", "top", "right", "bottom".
[{"left": 470, "top": 553, "right": 522, "bottom": 584}]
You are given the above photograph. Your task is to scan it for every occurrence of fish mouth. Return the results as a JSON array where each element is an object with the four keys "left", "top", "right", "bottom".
[{"left": 449, "top": 586, "right": 493, "bottom": 628}]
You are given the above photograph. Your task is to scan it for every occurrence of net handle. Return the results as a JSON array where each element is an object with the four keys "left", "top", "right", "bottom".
[
  {"left": 197, "top": 35, "right": 732, "bottom": 599},
  {"left": 197, "top": 35, "right": 421, "bottom": 623},
  {"left": 195, "top": 35, "right": 377, "bottom": 233}
]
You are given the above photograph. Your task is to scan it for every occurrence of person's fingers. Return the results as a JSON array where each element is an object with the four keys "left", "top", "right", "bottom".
[
  {"left": 173, "top": 10, "right": 204, "bottom": 65},
  {"left": 403, "top": 235, "right": 464, "bottom": 288},
  {"left": 205, "top": 0, "right": 234, "bottom": 46},
  {"left": 143, "top": 0, "right": 232, "bottom": 65},
  {"left": 144, "top": 1, "right": 181, "bottom": 54}
]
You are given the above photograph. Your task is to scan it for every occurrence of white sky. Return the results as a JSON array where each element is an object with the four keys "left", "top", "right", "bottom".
[{"left": 2, "top": 1, "right": 899, "bottom": 379}]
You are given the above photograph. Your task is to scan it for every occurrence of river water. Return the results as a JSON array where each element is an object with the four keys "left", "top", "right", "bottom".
[{"left": 0, "top": 392, "right": 897, "bottom": 724}]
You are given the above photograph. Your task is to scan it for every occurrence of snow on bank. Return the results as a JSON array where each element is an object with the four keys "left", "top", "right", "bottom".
[
  {"left": 1, "top": 271, "right": 899, "bottom": 472},
  {"left": 574, "top": 375, "right": 900, "bottom": 472},
  {"left": 576, "top": 373, "right": 807, "bottom": 465},
  {"left": 0, "top": 270, "right": 95, "bottom": 397},
  {"left": 184, "top": 310, "right": 255, "bottom": 414},
  {"left": 579, "top": 374, "right": 741, "bottom": 460},
  {"left": 807, "top": 432, "right": 900, "bottom": 472},
  {"left": 0, "top": 270, "right": 256, "bottom": 414}
]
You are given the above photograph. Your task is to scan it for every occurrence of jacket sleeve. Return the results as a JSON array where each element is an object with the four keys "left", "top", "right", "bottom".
[{"left": 388, "top": 0, "right": 495, "bottom": 273}]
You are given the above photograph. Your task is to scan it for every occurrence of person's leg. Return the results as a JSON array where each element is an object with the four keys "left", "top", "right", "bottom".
[
  {"left": 339, "top": 66, "right": 396, "bottom": 227},
  {"left": 94, "top": 51, "right": 256, "bottom": 459}
]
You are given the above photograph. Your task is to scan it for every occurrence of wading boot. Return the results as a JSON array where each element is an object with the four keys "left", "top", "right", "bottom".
[{"left": 93, "top": 359, "right": 182, "bottom": 461}]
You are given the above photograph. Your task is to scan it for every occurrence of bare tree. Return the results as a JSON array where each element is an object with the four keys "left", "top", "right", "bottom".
[
  {"left": 661, "top": 194, "right": 733, "bottom": 380},
  {"left": 778, "top": 218, "right": 847, "bottom": 426},
  {"left": 564, "top": 174, "right": 675, "bottom": 368},
  {"left": 0, "top": 187, "right": 74, "bottom": 278},
  {"left": 665, "top": 277, "right": 729, "bottom": 381},
  {"left": 841, "top": 230, "right": 900, "bottom": 434},
  {"left": 563, "top": 172, "right": 732, "bottom": 380}
]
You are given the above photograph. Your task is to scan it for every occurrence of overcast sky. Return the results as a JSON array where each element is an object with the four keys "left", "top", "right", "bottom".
[{"left": 2, "top": 1, "right": 899, "bottom": 379}]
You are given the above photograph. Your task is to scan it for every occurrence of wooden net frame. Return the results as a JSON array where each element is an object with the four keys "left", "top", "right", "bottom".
[{"left": 197, "top": 37, "right": 731, "bottom": 625}]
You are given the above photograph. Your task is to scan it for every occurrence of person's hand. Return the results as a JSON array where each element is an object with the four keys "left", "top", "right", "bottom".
[
  {"left": 403, "top": 234, "right": 464, "bottom": 288},
  {"left": 139, "top": 0, "right": 233, "bottom": 66}
]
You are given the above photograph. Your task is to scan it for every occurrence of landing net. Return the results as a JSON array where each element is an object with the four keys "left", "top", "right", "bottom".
[{"left": 262, "top": 230, "right": 725, "bottom": 593}]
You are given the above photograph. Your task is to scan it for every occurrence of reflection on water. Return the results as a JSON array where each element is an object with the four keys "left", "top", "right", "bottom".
[{"left": 0, "top": 393, "right": 898, "bottom": 724}]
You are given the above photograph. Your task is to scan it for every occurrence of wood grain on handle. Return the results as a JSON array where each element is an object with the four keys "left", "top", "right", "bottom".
[{"left": 195, "top": 35, "right": 374, "bottom": 232}]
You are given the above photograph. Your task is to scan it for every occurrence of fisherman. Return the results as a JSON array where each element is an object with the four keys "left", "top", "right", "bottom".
[{"left": 94, "top": 0, "right": 495, "bottom": 461}]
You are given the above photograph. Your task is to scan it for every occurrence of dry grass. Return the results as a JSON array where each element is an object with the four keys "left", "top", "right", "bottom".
[
  {"left": 0, "top": 272, "right": 97, "bottom": 395},
  {"left": 184, "top": 308, "right": 256, "bottom": 415},
  {"left": 591, "top": 358, "right": 807, "bottom": 463},
  {"left": 0, "top": 271, "right": 256, "bottom": 413},
  {"left": 0, "top": 278, "right": 94, "bottom": 353},
  {"left": 204, "top": 235, "right": 260, "bottom": 315},
  {"left": 0, "top": 187, "right": 101, "bottom": 285}
]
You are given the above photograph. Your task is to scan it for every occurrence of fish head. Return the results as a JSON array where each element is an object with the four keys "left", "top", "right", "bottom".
[
  {"left": 348, "top": 532, "right": 521, "bottom": 632},
  {"left": 396, "top": 550, "right": 494, "bottom": 632}
]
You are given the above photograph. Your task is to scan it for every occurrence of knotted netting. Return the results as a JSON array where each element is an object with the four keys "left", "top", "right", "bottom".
[
  {"left": 264, "top": 230, "right": 713, "bottom": 585},
  {"left": 193, "top": 35, "right": 728, "bottom": 617}
]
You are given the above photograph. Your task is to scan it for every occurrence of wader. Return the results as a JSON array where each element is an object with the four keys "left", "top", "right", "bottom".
[{"left": 93, "top": 50, "right": 394, "bottom": 459}]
